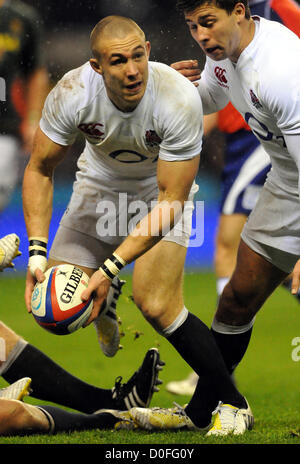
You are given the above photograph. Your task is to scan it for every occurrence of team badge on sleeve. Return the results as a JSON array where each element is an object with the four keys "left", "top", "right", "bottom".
[{"left": 145, "top": 130, "right": 162, "bottom": 149}]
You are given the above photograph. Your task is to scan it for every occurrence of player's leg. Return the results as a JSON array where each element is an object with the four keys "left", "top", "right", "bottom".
[
  {"left": 0, "top": 320, "right": 114, "bottom": 412},
  {"left": 0, "top": 399, "right": 49, "bottom": 435},
  {"left": 165, "top": 214, "right": 247, "bottom": 396},
  {"left": 211, "top": 239, "right": 289, "bottom": 374},
  {"left": 216, "top": 140, "right": 270, "bottom": 298},
  {"left": 166, "top": 141, "right": 270, "bottom": 395},
  {"left": 0, "top": 321, "right": 22, "bottom": 363},
  {"left": 214, "top": 213, "right": 247, "bottom": 297},
  {"left": 212, "top": 181, "right": 300, "bottom": 375},
  {"left": 1, "top": 322, "right": 163, "bottom": 413},
  {"left": 132, "top": 239, "right": 247, "bottom": 428},
  {"left": 144, "top": 239, "right": 286, "bottom": 434},
  {"left": 0, "top": 399, "right": 136, "bottom": 435}
]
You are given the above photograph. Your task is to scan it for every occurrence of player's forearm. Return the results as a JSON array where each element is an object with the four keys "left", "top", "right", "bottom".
[
  {"left": 114, "top": 197, "right": 184, "bottom": 264},
  {"left": 22, "top": 163, "right": 53, "bottom": 239}
]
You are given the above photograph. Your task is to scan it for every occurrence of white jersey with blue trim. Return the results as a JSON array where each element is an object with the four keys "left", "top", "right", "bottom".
[
  {"left": 198, "top": 16, "right": 300, "bottom": 197},
  {"left": 40, "top": 60, "right": 203, "bottom": 182}
]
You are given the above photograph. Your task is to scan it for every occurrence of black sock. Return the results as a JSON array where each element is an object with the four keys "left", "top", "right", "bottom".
[
  {"left": 211, "top": 327, "right": 253, "bottom": 375},
  {"left": 2, "top": 344, "right": 113, "bottom": 413},
  {"left": 38, "top": 405, "right": 119, "bottom": 433},
  {"left": 167, "top": 312, "right": 246, "bottom": 427}
]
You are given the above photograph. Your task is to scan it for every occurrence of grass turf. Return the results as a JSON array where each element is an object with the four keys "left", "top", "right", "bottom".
[{"left": 0, "top": 271, "right": 300, "bottom": 447}]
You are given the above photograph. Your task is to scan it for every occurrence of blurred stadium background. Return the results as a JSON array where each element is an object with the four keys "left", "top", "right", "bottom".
[{"left": 1, "top": 0, "right": 225, "bottom": 273}]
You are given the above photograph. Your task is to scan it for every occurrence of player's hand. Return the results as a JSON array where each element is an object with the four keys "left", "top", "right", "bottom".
[
  {"left": 170, "top": 60, "right": 201, "bottom": 86},
  {"left": 81, "top": 270, "right": 112, "bottom": 326},
  {"left": 291, "top": 259, "right": 300, "bottom": 296},
  {"left": 25, "top": 267, "right": 46, "bottom": 313}
]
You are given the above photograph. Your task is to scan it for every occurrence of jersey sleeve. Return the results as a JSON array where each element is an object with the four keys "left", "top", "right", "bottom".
[
  {"left": 39, "top": 72, "right": 82, "bottom": 146},
  {"left": 157, "top": 76, "right": 203, "bottom": 162},
  {"left": 197, "top": 59, "right": 229, "bottom": 115}
]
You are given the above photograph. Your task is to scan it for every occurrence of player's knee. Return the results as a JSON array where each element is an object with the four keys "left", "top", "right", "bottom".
[
  {"left": 217, "top": 280, "right": 258, "bottom": 325},
  {"left": 0, "top": 321, "right": 21, "bottom": 347},
  {"left": 0, "top": 399, "right": 29, "bottom": 434},
  {"left": 133, "top": 292, "right": 166, "bottom": 324},
  {"left": 215, "top": 236, "right": 237, "bottom": 264}
]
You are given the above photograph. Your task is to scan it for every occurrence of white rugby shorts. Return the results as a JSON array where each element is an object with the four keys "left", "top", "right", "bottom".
[
  {"left": 49, "top": 174, "right": 198, "bottom": 269},
  {"left": 241, "top": 181, "right": 300, "bottom": 273}
]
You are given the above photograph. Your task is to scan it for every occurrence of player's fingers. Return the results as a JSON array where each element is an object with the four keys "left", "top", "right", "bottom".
[
  {"left": 81, "top": 277, "right": 97, "bottom": 302},
  {"left": 291, "top": 259, "right": 300, "bottom": 294},
  {"left": 179, "top": 69, "right": 201, "bottom": 81},
  {"left": 82, "top": 273, "right": 111, "bottom": 326},
  {"left": 35, "top": 268, "right": 45, "bottom": 283},
  {"left": 187, "top": 72, "right": 201, "bottom": 82},
  {"left": 25, "top": 272, "right": 35, "bottom": 313},
  {"left": 291, "top": 272, "right": 300, "bottom": 294},
  {"left": 81, "top": 275, "right": 102, "bottom": 325},
  {"left": 171, "top": 64, "right": 201, "bottom": 82},
  {"left": 171, "top": 59, "right": 198, "bottom": 70},
  {"left": 83, "top": 297, "right": 104, "bottom": 326},
  {"left": 24, "top": 288, "right": 31, "bottom": 312}
]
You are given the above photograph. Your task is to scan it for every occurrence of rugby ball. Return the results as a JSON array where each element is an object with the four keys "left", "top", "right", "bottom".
[{"left": 31, "top": 264, "right": 93, "bottom": 335}]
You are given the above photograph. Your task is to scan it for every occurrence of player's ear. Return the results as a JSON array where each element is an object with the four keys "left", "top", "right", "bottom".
[
  {"left": 145, "top": 41, "right": 151, "bottom": 59},
  {"left": 234, "top": 2, "right": 246, "bottom": 23},
  {"left": 89, "top": 58, "right": 103, "bottom": 75}
]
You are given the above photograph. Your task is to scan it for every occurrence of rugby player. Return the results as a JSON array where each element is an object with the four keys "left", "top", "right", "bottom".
[
  {"left": 166, "top": 0, "right": 300, "bottom": 396},
  {"left": 128, "top": 0, "right": 300, "bottom": 435},
  {"left": 22, "top": 15, "right": 252, "bottom": 435}
]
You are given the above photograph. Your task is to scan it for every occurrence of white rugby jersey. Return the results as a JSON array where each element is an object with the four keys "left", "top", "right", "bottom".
[
  {"left": 198, "top": 17, "right": 300, "bottom": 196},
  {"left": 40, "top": 60, "right": 203, "bottom": 182}
]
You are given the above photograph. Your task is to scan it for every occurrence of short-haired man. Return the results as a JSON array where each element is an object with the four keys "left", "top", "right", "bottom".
[{"left": 166, "top": 0, "right": 300, "bottom": 397}]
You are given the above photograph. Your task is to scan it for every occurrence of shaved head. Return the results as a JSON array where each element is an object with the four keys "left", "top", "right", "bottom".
[{"left": 91, "top": 15, "right": 146, "bottom": 61}]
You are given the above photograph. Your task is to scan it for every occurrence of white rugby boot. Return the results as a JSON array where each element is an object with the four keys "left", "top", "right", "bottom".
[
  {"left": 206, "top": 398, "right": 254, "bottom": 436},
  {"left": 0, "top": 377, "right": 32, "bottom": 400},
  {"left": 0, "top": 233, "right": 21, "bottom": 271},
  {"left": 129, "top": 403, "right": 210, "bottom": 432},
  {"left": 93, "top": 277, "right": 125, "bottom": 357}
]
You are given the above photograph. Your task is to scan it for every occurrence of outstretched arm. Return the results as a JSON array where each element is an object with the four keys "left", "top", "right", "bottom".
[
  {"left": 23, "top": 127, "right": 69, "bottom": 310},
  {"left": 82, "top": 155, "right": 200, "bottom": 324}
]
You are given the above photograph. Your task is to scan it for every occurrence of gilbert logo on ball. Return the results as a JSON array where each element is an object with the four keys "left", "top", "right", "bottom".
[{"left": 31, "top": 264, "right": 93, "bottom": 335}]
